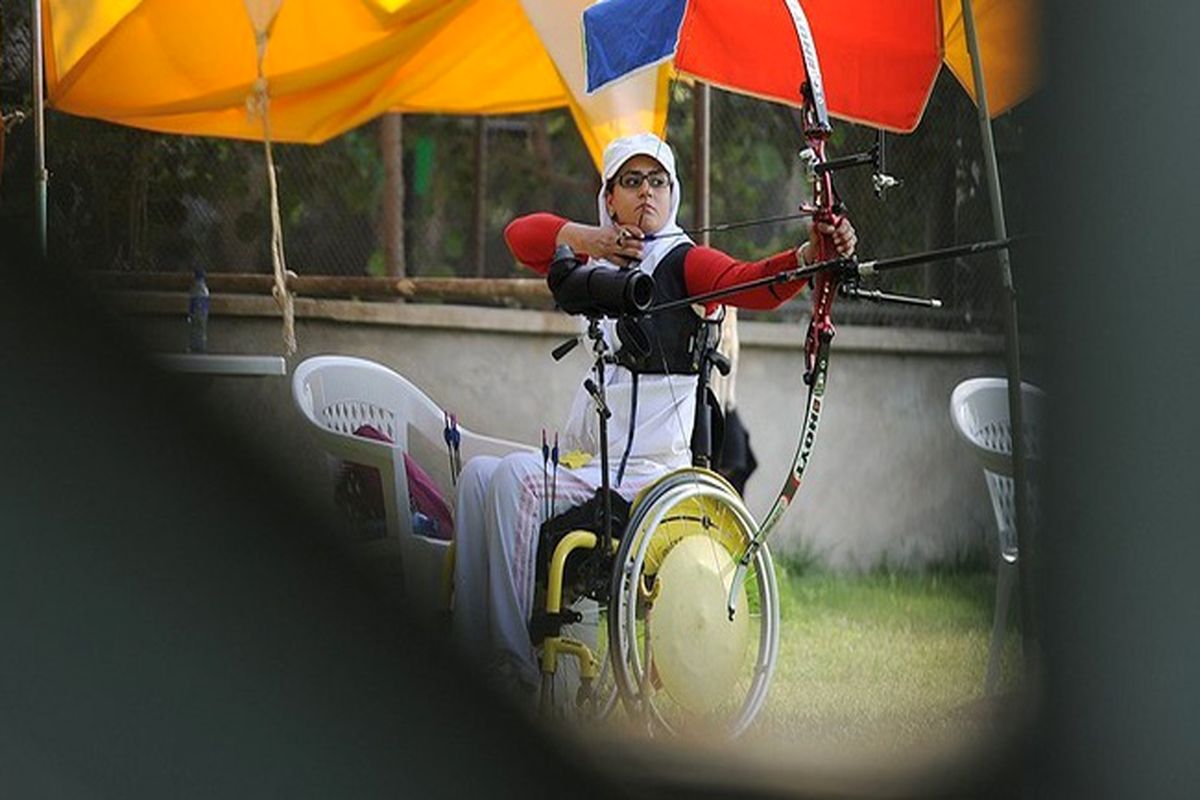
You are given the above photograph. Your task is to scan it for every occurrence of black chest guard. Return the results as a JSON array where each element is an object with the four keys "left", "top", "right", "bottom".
[{"left": 614, "top": 243, "right": 702, "bottom": 375}]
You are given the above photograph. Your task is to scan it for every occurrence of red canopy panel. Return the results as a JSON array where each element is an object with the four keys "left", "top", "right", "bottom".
[{"left": 676, "top": 0, "right": 944, "bottom": 132}]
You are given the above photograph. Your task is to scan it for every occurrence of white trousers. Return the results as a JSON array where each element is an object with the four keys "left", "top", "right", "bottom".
[{"left": 452, "top": 451, "right": 662, "bottom": 688}]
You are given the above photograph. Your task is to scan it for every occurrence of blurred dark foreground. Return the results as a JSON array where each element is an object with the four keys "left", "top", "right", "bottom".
[{"left": 3, "top": 1, "right": 1200, "bottom": 795}]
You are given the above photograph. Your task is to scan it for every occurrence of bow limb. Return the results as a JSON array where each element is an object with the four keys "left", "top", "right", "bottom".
[{"left": 729, "top": 1, "right": 841, "bottom": 618}]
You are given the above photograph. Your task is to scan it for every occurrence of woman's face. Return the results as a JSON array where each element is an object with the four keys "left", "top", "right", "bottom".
[{"left": 605, "top": 154, "right": 672, "bottom": 234}]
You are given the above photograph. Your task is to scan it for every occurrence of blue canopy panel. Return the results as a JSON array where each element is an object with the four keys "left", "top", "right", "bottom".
[{"left": 583, "top": 0, "right": 687, "bottom": 93}]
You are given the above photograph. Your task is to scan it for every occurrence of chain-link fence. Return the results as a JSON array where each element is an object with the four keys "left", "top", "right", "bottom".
[
  {"left": 3, "top": 4, "right": 1027, "bottom": 332},
  {"left": 691, "top": 72, "right": 1029, "bottom": 330}
]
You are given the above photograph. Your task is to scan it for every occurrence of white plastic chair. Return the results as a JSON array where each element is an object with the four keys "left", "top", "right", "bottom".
[
  {"left": 950, "top": 377, "right": 1045, "bottom": 694},
  {"left": 292, "top": 356, "right": 598, "bottom": 705},
  {"left": 292, "top": 355, "right": 530, "bottom": 618}
]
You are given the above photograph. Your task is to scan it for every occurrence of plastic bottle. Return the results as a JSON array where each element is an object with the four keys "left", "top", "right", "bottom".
[{"left": 187, "top": 269, "right": 210, "bottom": 353}]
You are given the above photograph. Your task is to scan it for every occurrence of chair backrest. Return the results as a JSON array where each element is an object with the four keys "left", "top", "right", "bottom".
[
  {"left": 292, "top": 355, "right": 530, "bottom": 541},
  {"left": 949, "top": 378, "right": 1046, "bottom": 561},
  {"left": 950, "top": 378, "right": 1046, "bottom": 477}
]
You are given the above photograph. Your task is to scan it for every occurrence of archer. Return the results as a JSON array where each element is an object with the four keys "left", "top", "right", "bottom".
[{"left": 451, "top": 131, "right": 855, "bottom": 701}]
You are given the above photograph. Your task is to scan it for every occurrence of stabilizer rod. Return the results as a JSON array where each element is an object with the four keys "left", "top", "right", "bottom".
[{"left": 648, "top": 236, "right": 1022, "bottom": 315}]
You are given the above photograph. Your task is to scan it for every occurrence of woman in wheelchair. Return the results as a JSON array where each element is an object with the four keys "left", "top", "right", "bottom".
[{"left": 453, "top": 133, "right": 856, "bottom": 723}]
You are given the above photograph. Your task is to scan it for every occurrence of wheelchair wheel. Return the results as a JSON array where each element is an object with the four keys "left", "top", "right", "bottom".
[{"left": 607, "top": 469, "right": 779, "bottom": 737}]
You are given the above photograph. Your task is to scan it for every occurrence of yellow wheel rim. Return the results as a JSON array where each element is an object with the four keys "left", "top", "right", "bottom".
[{"left": 640, "top": 493, "right": 746, "bottom": 575}]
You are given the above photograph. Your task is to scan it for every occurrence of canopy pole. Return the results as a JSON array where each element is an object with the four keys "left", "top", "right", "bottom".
[
  {"left": 961, "top": 0, "right": 1036, "bottom": 682},
  {"left": 31, "top": 0, "right": 47, "bottom": 258},
  {"left": 693, "top": 82, "right": 711, "bottom": 246}
]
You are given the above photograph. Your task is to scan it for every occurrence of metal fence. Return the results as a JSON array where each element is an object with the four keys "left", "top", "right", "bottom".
[
  {"left": 672, "top": 73, "right": 1029, "bottom": 330},
  {"left": 3, "top": 6, "right": 1027, "bottom": 332}
]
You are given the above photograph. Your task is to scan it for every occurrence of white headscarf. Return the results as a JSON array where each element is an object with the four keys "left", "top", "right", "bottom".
[
  {"left": 592, "top": 133, "right": 696, "bottom": 351},
  {"left": 592, "top": 133, "right": 694, "bottom": 277}
]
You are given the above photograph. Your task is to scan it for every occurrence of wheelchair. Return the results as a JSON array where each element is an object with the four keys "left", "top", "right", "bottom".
[
  {"left": 533, "top": 316, "right": 780, "bottom": 737},
  {"left": 293, "top": 318, "right": 781, "bottom": 736}
]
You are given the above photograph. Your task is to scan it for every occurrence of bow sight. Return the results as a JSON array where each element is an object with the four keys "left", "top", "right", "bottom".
[{"left": 799, "top": 128, "right": 901, "bottom": 200}]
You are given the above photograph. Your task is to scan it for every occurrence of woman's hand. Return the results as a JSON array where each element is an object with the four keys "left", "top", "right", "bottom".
[
  {"left": 797, "top": 217, "right": 858, "bottom": 266},
  {"left": 558, "top": 222, "right": 645, "bottom": 266}
]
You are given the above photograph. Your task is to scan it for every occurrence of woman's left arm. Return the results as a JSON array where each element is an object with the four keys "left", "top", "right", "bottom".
[
  {"left": 683, "top": 248, "right": 803, "bottom": 310},
  {"left": 684, "top": 217, "right": 857, "bottom": 310}
]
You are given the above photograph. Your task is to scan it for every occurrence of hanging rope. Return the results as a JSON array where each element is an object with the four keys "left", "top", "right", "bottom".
[{"left": 247, "top": 30, "right": 297, "bottom": 357}]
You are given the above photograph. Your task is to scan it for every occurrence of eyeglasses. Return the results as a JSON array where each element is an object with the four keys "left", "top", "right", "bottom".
[{"left": 615, "top": 170, "right": 671, "bottom": 190}]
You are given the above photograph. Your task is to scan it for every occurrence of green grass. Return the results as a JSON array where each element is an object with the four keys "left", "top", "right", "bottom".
[{"left": 748, "top": 562, "right": 1022, "bottom": 747}]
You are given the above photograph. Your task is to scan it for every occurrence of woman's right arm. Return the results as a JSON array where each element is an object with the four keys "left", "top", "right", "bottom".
[
  {"left": 504, "top": 213, "right": 570, "bottom": 274},
  {"left": 505, "top": 213, "right": 645, "bottom": 273}
]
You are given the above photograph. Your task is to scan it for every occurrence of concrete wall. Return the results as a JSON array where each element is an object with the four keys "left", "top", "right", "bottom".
[{"left": 113, "top": 291, "right": 1007, "bottom": 571}]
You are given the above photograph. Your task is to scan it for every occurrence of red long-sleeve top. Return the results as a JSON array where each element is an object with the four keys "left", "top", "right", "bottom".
[{"left": 504, "top": 213, "right": 806, "bottom": 310}]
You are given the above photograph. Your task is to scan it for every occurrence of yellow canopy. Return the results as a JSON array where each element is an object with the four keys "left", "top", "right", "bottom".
[
  {"left": 42, "top": 0, "right": 1035, "bottom": 168},
  {"left": 42, "top": 0, "right": 669, "bottom": 168},
  {"left": 941, "top": 0, "right": 1039, "bottom": 117}
]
